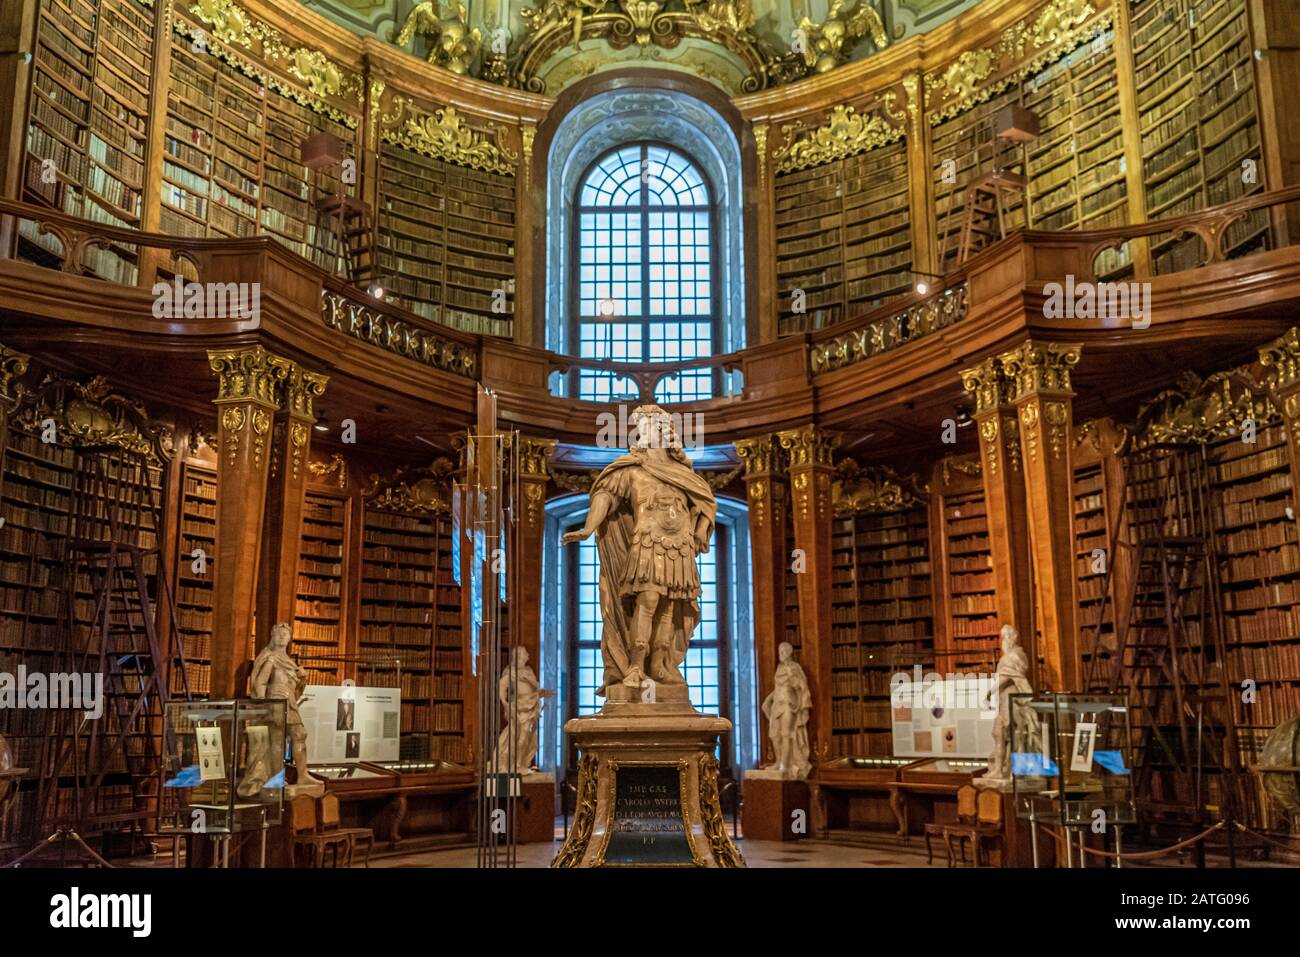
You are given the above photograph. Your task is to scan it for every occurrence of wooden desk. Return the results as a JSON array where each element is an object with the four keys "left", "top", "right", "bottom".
[{"left": 810, "top": 758, "right": 986, "bottom": 839}]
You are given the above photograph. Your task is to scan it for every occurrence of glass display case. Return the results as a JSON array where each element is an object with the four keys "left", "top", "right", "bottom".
[
  {"left": 1011, "top": 692, "right": 1135, "bottom": 828},
  {"left": 160, "top": 699, "right": 286, "bottom": 835}
]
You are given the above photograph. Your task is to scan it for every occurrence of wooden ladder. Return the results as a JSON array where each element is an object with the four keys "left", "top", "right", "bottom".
[
  {"left": 956, "top": 169, "right": 1026, "bottom": 263},
  {"left": 316, "top": 193, "right": 375, "bottom": 287}
]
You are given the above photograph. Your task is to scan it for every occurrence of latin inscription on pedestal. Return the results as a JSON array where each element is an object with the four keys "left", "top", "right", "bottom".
[{"left": 602, "top": 764, "right": 695, "bottom": 866}]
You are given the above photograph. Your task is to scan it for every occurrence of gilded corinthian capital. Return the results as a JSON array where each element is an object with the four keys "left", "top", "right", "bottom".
[
  {"left": 208, "top": 346, "right": 292, "bottom": 406},
  {"left": 282, "top": 365, "right": 329, "bottom": 420},
  {"left": 776, "top": 424, "right": 837, "bottom": 468},
  {"left": 997, "top": 341, "right": 1082, "bottom": 400},
  {"left": 959, "top": 356, "right": 1015, "bottom": 414},
  {"left": 517, "top": 435, "right": 557, "bottom": 477},
  {"left": 734, "top": 434, "right": 782, "bottom": 476}
]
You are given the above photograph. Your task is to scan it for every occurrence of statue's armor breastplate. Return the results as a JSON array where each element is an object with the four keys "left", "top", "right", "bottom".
[
  {"left": 632, "top": 480, "right": 694, "bottom": 552},
  {"left": 620, "top": 471, "right": 700, "bottom": 599}
]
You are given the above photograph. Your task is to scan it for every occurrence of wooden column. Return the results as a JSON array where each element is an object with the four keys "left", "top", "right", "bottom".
[
  {"left": 513, "top": 434, "right": 555, "bottom": 664},
  {"left": 207, "top": 346, "right": 290, "bottom": 699},
  {"left": 255, "top": 363, "right": 328, "bottom": 654},
  {"left": 960, "top": 357, "right": 1036, "bottom": 676},
  {"left": 734, "top": 434, "right": 787, "bottom": 758},
  {"left": 752, "top": 122, "right": 778, "bottom": 344},
  {"left": 903, "top": 72, "right": 938, "bottom": 276},
  {"left": 1112, "top": 0, "right": 1153, "bottom": 276},
  {"left": 1002, "top": 341, "right": 1084, "bottom": 692},
  {"left": 776, "top": 425, "right": 836, "bottom": 764},
  {"left": 514, "top": 123, "right": 538, "bottom": 347},
  {"left": 1260, "top": 327, "right": 1300, "bottom": 505},
  {"left": 1250, "top": 0, "right": 1300, "bottom": 241}
]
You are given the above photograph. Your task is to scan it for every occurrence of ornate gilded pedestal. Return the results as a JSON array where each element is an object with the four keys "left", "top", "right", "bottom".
[{"left": 552, "top": 698, "right": 744, "bottom": 868}]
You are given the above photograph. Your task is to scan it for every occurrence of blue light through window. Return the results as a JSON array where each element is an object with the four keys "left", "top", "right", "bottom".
[{"left": 575, "top": 144, "right": 715, "bottom": 401}]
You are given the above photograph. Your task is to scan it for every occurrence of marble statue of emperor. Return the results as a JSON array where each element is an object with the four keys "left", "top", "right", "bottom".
[{"left": 562, "top": 405, "right": 717, "bottom": 696}]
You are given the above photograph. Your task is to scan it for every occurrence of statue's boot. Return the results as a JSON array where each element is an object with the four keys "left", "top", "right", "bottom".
[{"left": 649, "top": 647, "right": 685, "bottom": 684}]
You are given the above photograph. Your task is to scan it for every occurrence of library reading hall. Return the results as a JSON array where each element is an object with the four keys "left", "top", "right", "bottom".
[{"left": 2, "top": 0, "right": 1300, "bottom": 874}]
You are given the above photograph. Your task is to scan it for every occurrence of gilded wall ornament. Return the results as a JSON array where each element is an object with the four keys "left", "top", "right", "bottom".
[
  {"left": 14, "top": 373, "right": 169, "bottom": 462},
  {"left": 1019, "top": 403, "right": 1040, "bottom": 463},
  {"left": 832, "top": 460, "right": 927, "bottom": 514},
  {"left": 998, "top": 341, "right": 1082, "bottom": 399},
  {"left": 186, "top": 0, "right": 363, "bottom": 109},
  {"left": 980, "top": 418, "right": 999, "bottom": 476},
  {"left": 383, "top": 103, "right": 516, "bottom": 175},
  {"left": 775, "top": 104, "right": 904, "bottom": 174},
  {"left": 308, "top": 452, "right": 348, "bottom": 489},
  {"left": 363, "top": 458, "right": 455, "bottom": 514},
  {"left": 221, "top": 406, "right": 246, "bottom": 466},
  {"left": 0, "top": 344, "right": 30, "bottom": 411},
  {"left": 1134, "top": 369, "right": 1277, "bottom": 447}
]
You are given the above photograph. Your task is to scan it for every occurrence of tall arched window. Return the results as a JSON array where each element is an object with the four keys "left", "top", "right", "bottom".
[{"left": 573, "top": 143, "right": 717, "bottom": 402}]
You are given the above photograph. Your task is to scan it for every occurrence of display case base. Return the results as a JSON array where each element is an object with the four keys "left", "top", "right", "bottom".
[{"left": 552, "top": 707, "right": 744, "bottom": 867}]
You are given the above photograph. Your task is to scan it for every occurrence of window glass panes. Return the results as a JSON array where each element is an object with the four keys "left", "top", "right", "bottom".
[{"left": 575, "top": 143, "right": 715, "bottom": 401}]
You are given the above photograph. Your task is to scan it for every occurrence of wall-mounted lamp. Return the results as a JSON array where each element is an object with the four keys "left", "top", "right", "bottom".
[{"left": 911, "top": 270, "right": 944, "bottom": 296}]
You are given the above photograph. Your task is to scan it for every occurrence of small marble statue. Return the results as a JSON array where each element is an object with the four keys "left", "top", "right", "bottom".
[
  {"left": 490, "top": 647, "right": 553, "bottom": 775},
  {"left": 561, "top": 405, "right": 717, "bottom": 698},
  {"left": 762, "top": 642, "right": 812, "bottom": 779},
  {"left": 249, "top": 622, "right": 319, "bottom": 787},
  {"left": 980, "top": 624, "right": 1033, "bottom": 790}
]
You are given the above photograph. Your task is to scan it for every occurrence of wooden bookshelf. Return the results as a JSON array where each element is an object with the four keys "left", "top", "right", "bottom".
[
  {"left": 936, "top": 488, "right": 998, "bottom": 672},
  {"left": 0, "top": 416, "right": 164, "bottom": 843},
  {"left": 830, "top": 506, "right": 933, "bottom": 758},
  {"left": 774, "top": 137, "right": 911, "bottom": 335},
  {"left": 22, "top": 0, "right": 155, "bottom": 283},
  {"left": 377, "top": 142, "right": 516, "bottom": 338},
  {"left": 1128, "top": 0, "right": 1267, "bottom": 274},
  {"left": 1205, "top": 423, "right": 1300, "bottom": 826},
  {"left": 171, "top": 462, "right": 216, "bottom": 698},
  {"left": 161, "top": 22, "right": 354, "bottom": 268},
  {"left": 931, "top": 87, "right": 1028, "bottom": 274},
  {"left": 359, "top": 506, "right": 465, "bottom": 761},
  {"left": 295, "top": 490, "right": 348, "bottom": 684},
  {"left": 1073, "top": 455, "right": 1119, "bottom": 681}
]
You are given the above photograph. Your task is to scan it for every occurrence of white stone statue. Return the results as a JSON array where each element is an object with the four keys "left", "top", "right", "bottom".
[
  {"left": 490, "top": 647, "right": 553, "bottom": 775},
  {"left": 249, "top": 622, "right": 319, "bottom": 787},
  {"left": 979, "top": 624, "right": 1033, "bottom": 791},
  {"left": 561, "top": 405, "right": 717, "bottom": 699},
  {"left": 762, "top": 642, "right": 812, "bottom": 779}
]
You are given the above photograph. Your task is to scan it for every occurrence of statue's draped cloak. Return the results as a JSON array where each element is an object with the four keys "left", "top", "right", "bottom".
[{"left": 590, "top": 451, "right": 717, "bottom": 693}]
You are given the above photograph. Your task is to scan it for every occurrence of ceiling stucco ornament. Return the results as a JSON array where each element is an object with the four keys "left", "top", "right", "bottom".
[{"left": 389, "top": 0, "right": 888, "bottom": 93}]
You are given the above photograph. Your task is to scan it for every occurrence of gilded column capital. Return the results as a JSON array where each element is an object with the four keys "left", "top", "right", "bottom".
[
  {"left": 208, "top": 346, "right": 291, "bottom": 407},
  {"left": 1259, "top": 328, "right": 1300, "bottom": 391},
  {"left": 281, "top": 364, "right": 329, "bottom": 420},
  {"left": 997, "top": 341, "right": 1083, "bottom": 400},
  {"left": 517, "top": 435, "right": 557, "bottom": 478},
  {"left": 959, "top": 356, "right": 1015, "bottom": 414},
  {"left": 776, "top": 425, "right": 837, "bottom": 470},
  {"left": 0, "top": 343, "right": 31, "bottom": 410},
  {"left": 734, "top": 434, "right": 783, "bottom": 477}
]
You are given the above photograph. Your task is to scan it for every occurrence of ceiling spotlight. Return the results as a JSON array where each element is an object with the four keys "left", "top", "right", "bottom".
[
  {"left": 368, "top": 282, "right": 385, "bottom": 300},
  {"left": 598, "top": 297, "right": 617, "bottom": 318}
]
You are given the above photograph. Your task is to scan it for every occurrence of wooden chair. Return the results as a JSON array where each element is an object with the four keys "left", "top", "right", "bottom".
[
  {"left": 943, "top": 787, "right": 1004, "bottom": 867},
  {"left": 318, "top": 792, "right": 375, "bottom": 868},
  {"left": 289, "top": 795, "right": 349, "bottom": 868}
]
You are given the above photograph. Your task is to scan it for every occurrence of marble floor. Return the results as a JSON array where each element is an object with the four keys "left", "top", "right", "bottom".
[{"left": 368, "top": 830, "right": 943, "bottom": 868}]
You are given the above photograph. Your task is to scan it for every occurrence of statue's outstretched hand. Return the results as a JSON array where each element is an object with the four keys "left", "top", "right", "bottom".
[{"left": 562, "top": 528, "right": 589, "bottom": 544}]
